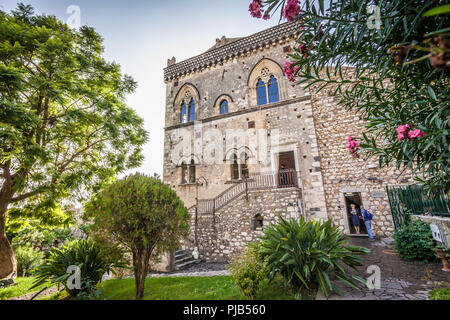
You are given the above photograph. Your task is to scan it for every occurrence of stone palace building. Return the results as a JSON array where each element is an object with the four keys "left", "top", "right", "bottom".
[{"left": 162, "top": 21, "right": 412, "bottom": 263}]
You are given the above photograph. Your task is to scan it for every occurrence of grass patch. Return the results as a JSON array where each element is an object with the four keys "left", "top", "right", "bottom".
[
  {"left": 85, "top": 276, "right": 298, "bottom": 300},
  {"left": 0, "top": 277, "right": 49, "bottom": 300}
]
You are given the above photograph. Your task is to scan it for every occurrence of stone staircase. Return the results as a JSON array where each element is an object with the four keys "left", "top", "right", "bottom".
[{"left": 174, "top": 249, "right": 197, "bottom": 270}]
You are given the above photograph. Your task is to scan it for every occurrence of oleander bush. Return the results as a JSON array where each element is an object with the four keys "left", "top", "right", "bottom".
[
  {"left": 393, "top": 219, "right": 438, "bottom": 262},
  {"left": 260, "top": 218, "right": 370, "bottom": 298},
  {"left": 227, "top": 242, "right": 268, "bottom": 300}
]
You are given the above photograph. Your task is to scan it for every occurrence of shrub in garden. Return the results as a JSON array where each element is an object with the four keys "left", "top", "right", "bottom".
[
  {"left": 429, "top": 288, "right": 450, "bottom": 301},
  {"left": 14, "top": 245, "right": 44, "bottom": 277},
  {"left": 227, "top": 242, "right": 268, "bottom": 300},
  {"left": 260, "top": 218, "right": 370, "bottom": 298},
  {"left": 393, "top": 219, "right": 438, "bottom": 263},
  {"left": 83, "top": 173, "right": 190, "bottom": 299},
  {"left": 31, "top": 239, "right": 123, "bottom": 297}
]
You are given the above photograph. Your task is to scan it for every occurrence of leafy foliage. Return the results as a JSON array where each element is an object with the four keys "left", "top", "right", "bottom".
[
  {"left": 0, "top": 3, "right": 148, "bottom": 278},
  {"left": 259, "top": 0, "right": 449, "bottom": 193},
  {"left": 429, "top": 288, "right": 450, "bottom": 300},
  {"left": 83, "top": 173, "right": 190, "bottom": 299},
  {"left": 260, "top": 218, "right": 369, "bottom": 298},
  {"left": 10, "top": 223, "right": 73, "bottom": 253},
  {"left": 31, "top": 239, "right": 122, "bottom": 297},
  {"left": 227, "top": 242, "right": 268, "bottom": 300},
  {"left": 14, "top": 244, "right": 44, "bottom": 277},
  {"left": 393, "top": 219, "right": 438, "bottom": 262}
]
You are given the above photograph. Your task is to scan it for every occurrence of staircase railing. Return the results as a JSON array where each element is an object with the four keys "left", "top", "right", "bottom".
[{"left": 197, "top": 170, "right": 299, "bottom": 215}]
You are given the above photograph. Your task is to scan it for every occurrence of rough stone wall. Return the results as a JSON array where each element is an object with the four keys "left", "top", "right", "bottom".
[
  {"left": 183, "top": 187, "right": 301, "bottom": 262},
  {"left": 309, "top": 80, "right": 413, "bottom": 237},
  {"left": 162, "top": 24, "right": 415, "bottom": 268},
  {"left": 163, "top": 37, "right": 328, "bottom": 220}
]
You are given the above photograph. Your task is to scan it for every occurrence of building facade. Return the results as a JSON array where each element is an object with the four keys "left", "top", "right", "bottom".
[{"left": 162, "top": 21, "right": 412, "bottom": 263}]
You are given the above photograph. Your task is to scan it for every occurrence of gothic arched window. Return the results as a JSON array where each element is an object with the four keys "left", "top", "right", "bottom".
[
  {"left": 189, "top": 159, "right": 196, "bottom": 183},
  {"left": 231, "top": 154, "right": 239, "bottom": 180},
  {"left": 181, "top": 159, "right": 197, "bottom": 184},
  {"left": 268, "top": 75, "right": 279, "bottom": 103},
  {"left": 188, "top": 99, "right": 196, "bottom": 122},
  {"left": 181, "top": 161, "right": 188, "bottom": 183},
  {"left": 230, "top": 153, "right": 249, "bottom": 180},
  {"left": 181, "top": 102, "right": 187, "bottom": 124},
  {"left": 256, "top": 79, "right": 267, "bottom": 106},
  {"left": 240, "top": 152, "right": 249, "bottom": 179},
  {"left": 220, "top": 100, "right": 229, "bottom": 114}
]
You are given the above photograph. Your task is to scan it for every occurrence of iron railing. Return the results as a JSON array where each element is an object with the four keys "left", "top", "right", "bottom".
[
  {"left": 386, "top": 184, "right": 450, "bottom": 229},
  {"left": 197, "top": 170, "right": 299, "bottom": 215}
]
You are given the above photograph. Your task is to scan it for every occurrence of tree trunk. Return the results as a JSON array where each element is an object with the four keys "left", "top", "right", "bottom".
[
  {"left": 0, "top": 201, "right": 16, "bottom": 279},
  {"left": 132, "top": 247, "right": 150, "bottom": 300}
]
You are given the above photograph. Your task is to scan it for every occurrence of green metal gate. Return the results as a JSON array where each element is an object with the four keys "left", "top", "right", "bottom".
[{"left": 386, "top": 185, "right": 450, "bottom": 230}]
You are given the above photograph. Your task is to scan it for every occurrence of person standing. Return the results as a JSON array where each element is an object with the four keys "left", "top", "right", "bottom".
[
  {"left": 349, "top": 203, "right": 360, "bottom": 234},
  {"left": 360, "top": 205, "right": 375, "bottom": 240}
]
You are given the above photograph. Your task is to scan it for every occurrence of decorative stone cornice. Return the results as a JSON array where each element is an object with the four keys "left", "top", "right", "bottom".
[{"left": 164, "top": 21, "right": 302, "bottom": 81}]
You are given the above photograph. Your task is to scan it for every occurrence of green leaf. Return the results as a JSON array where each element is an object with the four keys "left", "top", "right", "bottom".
[{"left": 423, "top": 5, "right": 450, "bottom": 17}]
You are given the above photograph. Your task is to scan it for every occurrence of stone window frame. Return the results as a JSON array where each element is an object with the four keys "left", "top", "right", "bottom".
[
  {"left": 252, "top": 214, "right": 264, "bottom": 231},
  {"left": 173, "top": 83, "right": 200, "bottom": 124},
  {"left": 213, "top": 94, "right": 234, "bottom": 115},
  {"left": 270, "top": 144, "right": 301, "bottom": 183},
  {"left": 230, "top": 152, "right": 250, "bottom": 181},
  {"left": 248, "top": 58, "right": 286, "bottom": 108},
  {"left": 177, "top": 155, "right": 200, "bottom": 185},
  {"left": 225, "top": 147, "right": 254, "bottom": 182}
]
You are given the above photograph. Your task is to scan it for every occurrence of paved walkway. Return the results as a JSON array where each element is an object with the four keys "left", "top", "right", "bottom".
[{"left": 317, "top": 237, "right": 449, "bottom": 300}]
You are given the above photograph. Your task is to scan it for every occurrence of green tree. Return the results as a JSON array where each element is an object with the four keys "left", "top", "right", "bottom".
[
  {"left": 0, "top": 4, "right": 147, "bottom": 279},
  {"left": 251, "top": 0, "right": 449, "bottom": 194},
  {"left": 83, "top": 174, "right": 190, "bottom": 300}
]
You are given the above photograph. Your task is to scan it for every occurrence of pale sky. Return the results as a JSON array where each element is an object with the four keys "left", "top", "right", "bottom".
[{"left": 0, "top": 0, "right": 280, "bottom": 176}]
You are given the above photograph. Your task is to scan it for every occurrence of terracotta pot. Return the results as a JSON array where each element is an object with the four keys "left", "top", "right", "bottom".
[{"left": 435, "top": 249, "right": 450, "bottom": 272}]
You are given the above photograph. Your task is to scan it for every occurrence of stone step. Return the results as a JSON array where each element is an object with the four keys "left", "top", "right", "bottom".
[
  {"left": 175, "top": 259, "right": 197, "bottom": 270},
  {"left": 175, "top": 255, "right": 192, "bottom": 264},
  {"left": 175, "top": 252, "right": 189, "bottom": 259}
]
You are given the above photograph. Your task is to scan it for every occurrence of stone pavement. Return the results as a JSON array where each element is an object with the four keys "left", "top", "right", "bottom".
[{"left": 317, "top": 237, "right": 450, "bottom": 300}]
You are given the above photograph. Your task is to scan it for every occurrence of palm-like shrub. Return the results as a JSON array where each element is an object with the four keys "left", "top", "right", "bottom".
[
  {"left": 260, "top": 218, "right": 370, "bottom": 298},
  {"left": 31, "top": 239, "right": 124, "bottom": 297}
]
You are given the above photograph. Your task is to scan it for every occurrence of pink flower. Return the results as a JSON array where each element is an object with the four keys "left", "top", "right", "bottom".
[
  {"left": 249, "top": 0, "right": 262, "bottom": 18},
  {"left": 298, "top": 43, "right": 309, "bottom": 57},
  {"left": 408, "top": 129, "right": 426, "bottom": 140},
  {"left": 396, "top": 124, "right": 411, "bottom": 135},
  {"left": 283, "top": 60, "right": 299, "bottom": 82},
  {"left": 396, "top": 124, "right": 411, "bottom": 141},
  {"left": 396, "top": 124, "right": 426, "bottom": 141},
  {"left": 347, "top": 136, "right": 359, "bottom": 157},
  {"left": 282, "top": 0, "right": 300, "bottom": 22}
]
